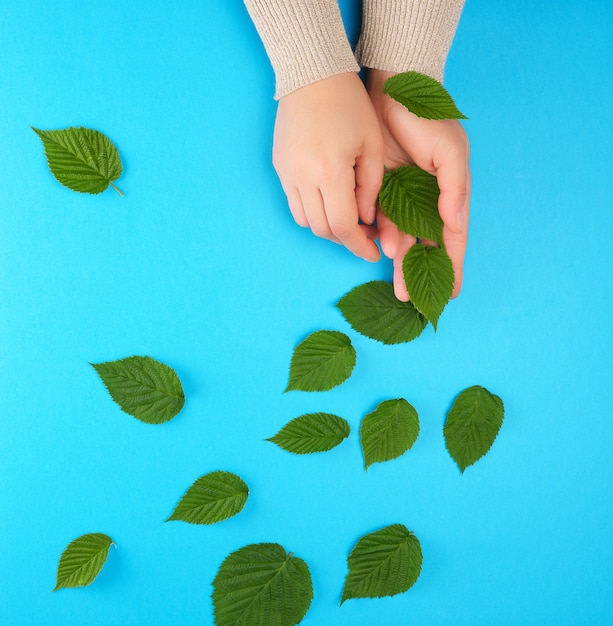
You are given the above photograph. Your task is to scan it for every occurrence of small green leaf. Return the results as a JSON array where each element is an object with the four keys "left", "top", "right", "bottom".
[
  {"left": 213, "top": 543, "right": 313, "bottom": 626},
  {"left": 383, "top": 71, "right": 468, "bottom": 120},
  {"left": 32, "top": 126, "right": 123, "bottom": 195},
  {"left": 267, "top": 413, "right": 350, "bottom": 454},
  {"left": 444, "top": 385, "right": 505, "bottom": 473},
  {"left": 379, "top": 167, "right": 443, "bottom": 245},
  {"left": 285, "top": 330, "right": 356, "bottom": 392},
  {"left": 54, "top": 533, "right": 114, "bottom": 591},
  {"left": 360, "top": 399, "right": 420, "bottom": 470},
  {"left": 91, "top": 356, "right": 185, "bottom": 424},
  {"left": 402, "top": 243, "right": 454, "bottom": 330},
  {"left": 337, "top": 281, "right": 427, "bottom": 344},
  {"left": 166, "top": 471, "right": 249, "bottom": 525},
  {"left": 341, "top": 524, "right": 422, "bottom": 604}
]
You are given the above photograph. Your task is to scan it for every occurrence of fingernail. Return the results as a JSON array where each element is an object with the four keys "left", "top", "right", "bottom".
[{"left": 367, "top": 205, "right": 376, "bottom": 224}]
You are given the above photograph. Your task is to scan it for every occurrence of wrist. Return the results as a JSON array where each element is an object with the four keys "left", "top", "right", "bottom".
[{"left": 365, "top": 68, "right": 395, "bottom": 94}]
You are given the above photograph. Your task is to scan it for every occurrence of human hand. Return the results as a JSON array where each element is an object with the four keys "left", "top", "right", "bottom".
[
  {"left": 367, "top": 69, "right": 471, "bottom": 300},
  {"left": 273, "top": 72, "right": 384, "bottom": 263}
]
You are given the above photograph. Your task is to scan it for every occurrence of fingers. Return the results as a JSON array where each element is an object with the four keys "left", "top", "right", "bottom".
[
  {"left": 284, "top": 186, "right": 308, "bottom": 228},
  {"left": 320, "top": 172, "right": 380, "bottom": 262},
  {"left": 435, "top": 141, "right": 470, "bottom": 236},
  {"left": 284, "top": 175, "right": 381, "bottom": 260},
  {"left": 393, "top": 231, "right": 416, "bottom": 302},
  {"left": 442, "top": 176, "right": 470, "bottom": 297},
  {"left": 355, "top": 148, "right": 384, "bottom": 225},
  {"left": 393, "top": 254, "right": 410, "bottom": 302},
  {"left": 376, "top": 209, "right": 400, "bottom": 259},
  {"left": 435, "top": 140, "right": 471, "bottom": 297}
]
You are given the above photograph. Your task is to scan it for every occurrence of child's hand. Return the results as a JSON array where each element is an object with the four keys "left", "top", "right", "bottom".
[
  {"left": 367, "top": 69, "right": 471, "bottom": 300},
  {"left": 273, "top": 72, "right": 384, "bottom": 263}
]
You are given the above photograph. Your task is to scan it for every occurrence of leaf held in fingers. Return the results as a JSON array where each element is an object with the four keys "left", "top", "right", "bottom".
[
  {"left": 32, "top": 126, "right": 123, "bottom": 195},
  {"left": 267, "top": 413, "right": 350, "bottom": 454},
  {"left": 379, "top": 166, "right": 443, "bottom": 245},
  {"left": 54, "top": 533, "right": 114, "bottom": 591},
  {"left": 402, "top": 244, "right": 454, "bottom": 330},
  {"left": 383, "top": 71, "right": 468, "bottom": 120},
  {"left": 444, "top": 385, "right": 505, "bottom": 473},
  {"left": 337, "top": 281, "right": 427, "bottom": 344},
  {"left": 167, "top": 471, "right": 249, "bottom": 525},
  {"left": 341, "top": 524, "right": 422, "bottom": 603},
  {"left": 360, "top": 399, "right": 420, "bottom": 470},
  {"left": 285, "top": 330, "right": 356, "bottom": 392},
  {"left": 213, "top": 543, "right": 313, "bottom": 626},
  {"left": 91, "top": 356, "right": 185, "bottom": 424}
]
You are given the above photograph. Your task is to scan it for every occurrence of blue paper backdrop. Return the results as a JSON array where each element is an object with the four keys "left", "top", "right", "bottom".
[{"left": 1, "top": 0, "right": 611, "bottom": 624}]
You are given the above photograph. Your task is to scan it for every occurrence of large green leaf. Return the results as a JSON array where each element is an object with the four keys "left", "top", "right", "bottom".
[
  {"left": 267, "top": 413, "right": 350, "bottom": 454},
  {"left": 378, "top": 166, "right": 443, "bottom": 245},
  {"left": 91, "top": 356, "right": 185, "bottom": 424},
  {"left": 341, "top": 524, "right": 422, "bottom": 603},
  {"left": 402, "top": 244, "right": 454, "bottom": 330},
  {"left": 285, "top": 330, "right": 356, "bottom": 392},
  {"left": 444, "top": 386, "right": 505, "bottom": 473},
  {"left": 32, "top": 126, "right": 123, "bottom": 195},
  {"left": 54, "top": 533, "right": 114, "bottom": 591},
  {"left": 360, "top": 399, "right": 420, "bottom": 470},
  {"left": 213, "top": 543, "right": 313, "bottom": 626},
  {"left": 166, "top": 471, "right": 249, "bottom": 525},
  {"left": 337, "top": 281, "right": 427, "bottom": 344},
  {"left": 383, "top": 71, "right": 468, "bottom": 120}
]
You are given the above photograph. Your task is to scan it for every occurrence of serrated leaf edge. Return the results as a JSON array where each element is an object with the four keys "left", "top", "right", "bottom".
[
  {"left": 165, "top": 470, "right": 249, "bottom": 525},
  {"left": 444, "top": 386, "right": 505, "bottom": 473},
  {"left": 53, "top": 533, "right": 115, "bottom": 592},
  {"left": 383, "top": 71, "right": 468, "bottom": 120},
  {"left": 284, "top": 330, "right": 357, "bottom": 393},
  {"left": 31, "top": 126, "right": 124, "bottom": 196},
  {"left": 89, "top": 355, "right": 185, "bottom": 424},
  {"left": 266, "top": 412, "right": 351, "bottom": 455},
  {"left": 340, "top": 524, "right": 422, "bottom": 604}
]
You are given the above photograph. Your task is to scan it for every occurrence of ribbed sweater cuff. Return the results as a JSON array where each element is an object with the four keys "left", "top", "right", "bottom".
[
  {"left": 244, "top": 0, "right": 360, "bottom": 99},
  {"left": 356, "top": 0, "right": 465, "bottom": 83}
]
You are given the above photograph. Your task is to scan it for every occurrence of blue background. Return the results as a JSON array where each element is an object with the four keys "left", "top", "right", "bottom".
[{"left": 1, "top": 0, "right": 611, "bottom": 624}]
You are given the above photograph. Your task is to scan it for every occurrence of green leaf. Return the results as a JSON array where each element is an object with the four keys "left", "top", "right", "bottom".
[
  {"left": 54, "top": 533, "right": 114, "bottom": 591},
  {"left": 383, "top": 71, "right": 468, "bottom": 120},
  {"left": 166, "top": 471, "right": 249, "bottom": 525},
  {"left": 91, "top": 356, "right": 185, "bottom": 424},
  {"left": 285, "top": 330, "right": 356, "bottom": 392},
  {"left": 341, "top": 524, "right": 422, "bottom": 604},
  {"left": 267, "top": 413, "right": 350, "bottom": 454},
  {"left": 213, "top": 543, "right": 313, "bottom": 626},
  {"left": 337, "top": 281, "right": 427, "bottom": 344},
  {"left": 32, "top": 126, "right": 123, "bottom": 195},
  {"left": 360, "top": 399, "right": 420, "bottom": 470},
  {"left": 444, "top": 385, "right": 505, "bottom": 473},
  {"left": 379, "top": 166, "right": 443, "bottom": 245},
  {"left": 402, "top": 244, "right": 454, "bottom": 330}
]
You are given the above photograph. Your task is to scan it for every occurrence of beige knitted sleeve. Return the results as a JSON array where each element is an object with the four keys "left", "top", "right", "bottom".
[
  {"left": 355, "top": 0, "right": 465, "bottom": 83},
  {"left": 243, "top": 0, "right": 360, "bottom": 99}
]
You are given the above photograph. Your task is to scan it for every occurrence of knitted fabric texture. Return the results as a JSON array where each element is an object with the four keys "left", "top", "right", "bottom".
[
  {"left": 244, "top": 0, "right": 360, "bottom": 99},
  {"left": 243, "top": 0, "right": 465, "bottom": 97}
]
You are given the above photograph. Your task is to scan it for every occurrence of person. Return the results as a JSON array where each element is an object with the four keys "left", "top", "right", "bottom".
[{"left": 243, "top": 0, "right": 470, "bottom": 301}]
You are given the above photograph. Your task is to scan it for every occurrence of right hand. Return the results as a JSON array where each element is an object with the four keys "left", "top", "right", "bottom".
[{"left": 273, "top": 72, "right": 384, "bottom": 263}]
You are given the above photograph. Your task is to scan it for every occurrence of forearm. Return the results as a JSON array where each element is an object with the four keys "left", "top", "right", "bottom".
[
  {"left": 243, "top": 0, "right": 360, "bottom": 99},
  {"left": 356, "top": 0, "right": 465, "bottom": 82}
]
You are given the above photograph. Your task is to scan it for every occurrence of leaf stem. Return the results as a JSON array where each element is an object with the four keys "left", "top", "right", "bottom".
[{"left": 110, "top": 182, "right": 124, "bottom": 197}]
